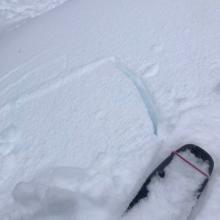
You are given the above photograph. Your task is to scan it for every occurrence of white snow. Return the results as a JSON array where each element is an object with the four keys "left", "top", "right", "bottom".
[
  {"left": 0, "top": 0, "right": 68, "bottom": 21},
  {"left": 0, "top": 0, "right": 220, "bottom": 219},
  {"left": 0, "top": 59, "right": 158, "bottom": 219},
  {"left": 0, "top": 0, "right": 68, "bottom": 35}
]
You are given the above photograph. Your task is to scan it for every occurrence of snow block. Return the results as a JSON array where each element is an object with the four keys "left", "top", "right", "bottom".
[{"left": 0, "top": 59, "right": 157, "bottom": 218}]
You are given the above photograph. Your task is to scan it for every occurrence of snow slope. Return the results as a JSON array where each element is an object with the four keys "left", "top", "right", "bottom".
[
  {"left": 0, "top": 0, "right": 220, "bottom": 219},
  {"left": 0, "top": 0, "right": 68, "bottom": 34},
  {"left": 0, "top": 0, "right": 68, "bottom": 21}
]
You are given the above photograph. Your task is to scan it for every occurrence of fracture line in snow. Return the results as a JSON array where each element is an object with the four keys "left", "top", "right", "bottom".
[
  {"left": 115, "top": 59, "right": 159, "bottom": 135},
  {"left": 0, "top": 56, "right": 160, "bottom": 137}
]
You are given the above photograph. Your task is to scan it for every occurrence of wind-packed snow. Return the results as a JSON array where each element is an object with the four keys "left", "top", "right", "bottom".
[{"left": 0, "top": 0, "right": 220, "bottom": 219}]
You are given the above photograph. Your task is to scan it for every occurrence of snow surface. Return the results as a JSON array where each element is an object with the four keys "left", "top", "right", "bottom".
[
  {"left": 124, "top": 150, "right": 209, "bottom": 220},
  {"left": 0, "top": 59, "right": 158, "bottom": 219},
  {"left": 0, "top": 0, "right": 68, "bottom": 35},
  {"left": 0, "top": 0, "right": 68, "bottom": 21},
  {"left": 0, "top": 0, "right": 220, "bottom": 219}
]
